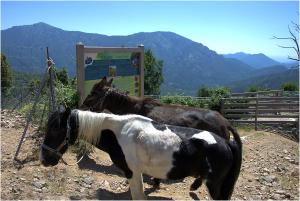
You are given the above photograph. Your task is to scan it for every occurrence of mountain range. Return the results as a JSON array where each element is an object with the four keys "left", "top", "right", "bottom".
[
  {"left": 223, "top": 52, "right": 281, "bottom": 69},
  {"left": 1, "top": 22, "right": 298, "bottom": 94}
]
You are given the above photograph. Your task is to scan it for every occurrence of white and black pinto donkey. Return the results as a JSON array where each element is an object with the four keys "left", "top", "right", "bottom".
[{"left": 40, "top": 108, "right": 242, "bottom": 200}]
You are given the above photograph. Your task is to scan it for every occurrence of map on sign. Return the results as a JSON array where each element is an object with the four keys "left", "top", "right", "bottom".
[{"left": 83, "top": 52, "right": 141, "bottom": 98}]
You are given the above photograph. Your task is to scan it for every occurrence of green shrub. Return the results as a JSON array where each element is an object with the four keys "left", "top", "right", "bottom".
[
  {"left": 56, "top": 68, "right": 69, "bottom": 86},
  {"left": 19, "top": 102, "right": 48, "bottom": 125},
  {"left": 197, "top": 85, "right": 213, "bottom": 97},
  {"left": 160, "top": 87, "right": 230, "bottom": 112},
  {"left": 196, "top": 86, "right": 230, "bottom": 111},
  {"left": 247, "top": 85, "right": 270, "bottom": 92},
  {"left": 56, "top": 81, "right": 79, "bottom": 109},
  {"left": 207, "top": 87, "right": 230, "bottom": 112},
  {"left": 160, "top": 95, "right": 206, "bottom": 108},
  {"left": 281, "top": 82, "right": 299, "bottom": 91}
]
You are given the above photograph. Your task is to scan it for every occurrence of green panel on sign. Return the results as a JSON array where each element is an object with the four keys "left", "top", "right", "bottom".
[
  {"left": 96, "top": 52, "right": 132, "bottom": 60},
  {"left": 113, "top": 76, "right": 136, "bottom": 95}
]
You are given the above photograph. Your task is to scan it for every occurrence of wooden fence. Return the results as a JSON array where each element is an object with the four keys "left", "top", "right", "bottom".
[
  {"left": 145, "top": 94, "right": 210, "bottom": 100},
  {"left": 221, "top": 96, "right": 299, "bottom": 130},
  {"left": 231, "top": 90, "right": 284, "bottom": 97},
  {"left": 231, "top": 89, "right": 299, "bottom": 98},
  {"left": 146, "top": 90, "right": 299, "bottom": 130}
]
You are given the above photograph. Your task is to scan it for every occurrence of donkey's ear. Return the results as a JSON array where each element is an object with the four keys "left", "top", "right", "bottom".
[
  {"left": 92, "top": 77, "right": 106, "bottom": 91},
  {"left": 107, "top": 78, "right": 113, "bottom": 86}
]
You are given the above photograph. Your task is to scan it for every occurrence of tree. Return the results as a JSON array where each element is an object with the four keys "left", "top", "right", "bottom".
[
  {"left": 273, "top": 21, "right": 299, "bottom": 64},
  {"left": 53, "top": 67, "right": 78, "bottom": 108},
  {"left": 1, "top": 54, "right": 12, "bottom": 95},
  {"left": 144, "top": 49, "right": 164, "bottom": 95},
  {"left": 56, "top": 67, "right": 69, "bottom": 85}
]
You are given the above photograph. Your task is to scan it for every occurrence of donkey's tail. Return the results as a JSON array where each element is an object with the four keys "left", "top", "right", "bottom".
[
  {"left": 220, "top": 126, "right": 242, "bottom": 199},
  {"left": 228, "top": 126, "right": 242, "bottom": 150}
]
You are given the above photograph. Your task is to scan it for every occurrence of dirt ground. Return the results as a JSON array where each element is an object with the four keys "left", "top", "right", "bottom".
[{"left": 1, "top": 110, "right": 299, "bottom": 200}]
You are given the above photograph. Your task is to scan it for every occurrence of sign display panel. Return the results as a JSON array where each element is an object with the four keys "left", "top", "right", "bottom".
[{"left": 76, "top": 44, "right": 144, "bottom": 104}]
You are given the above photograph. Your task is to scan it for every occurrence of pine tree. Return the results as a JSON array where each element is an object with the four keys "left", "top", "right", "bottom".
[
  {"left": 144, "top": 49, "right": 164, "bottom": 95},
  {"left": 1, "top": 54, "right": 12, "bottom": 95}
]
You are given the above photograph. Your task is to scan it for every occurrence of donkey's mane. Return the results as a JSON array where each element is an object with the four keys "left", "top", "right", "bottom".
[
  {"left": 77, "top": 110, "right": 108, "bottom": 145},
  {"left": 77, "top": 109, "right": 153, "bottom": 146}
]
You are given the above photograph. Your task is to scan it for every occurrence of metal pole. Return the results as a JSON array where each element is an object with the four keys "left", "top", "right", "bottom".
[
  {"left": 14, "top": 47, "right": 58, "bottom": 161},
  {"left": 47, "top": 47, "right": 57, "bottom": 113},
  {"left": 14, "top": 67, "right": 49, "bottom": 161}
]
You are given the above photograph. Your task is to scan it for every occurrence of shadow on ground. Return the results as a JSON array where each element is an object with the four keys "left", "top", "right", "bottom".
[
  {"left": 76, "top": 154, "right": 178, "bottom": 186},
  {"left": 87, "top": 187, "right": 174, "bottom": 200},
  {"left": 77, "top": 154, "right": 124, "bottom": 177}
]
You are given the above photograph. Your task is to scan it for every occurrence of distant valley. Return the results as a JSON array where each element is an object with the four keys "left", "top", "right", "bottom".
[{"left": 1, "top": 22, "right": 298, "bottom": 95}]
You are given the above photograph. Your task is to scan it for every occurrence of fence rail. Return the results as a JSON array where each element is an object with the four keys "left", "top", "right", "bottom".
[
  {"left": 221, "top": 96, "right": 299, "bottom": 130},
  {"left": 231, "top": 90, "right": 284, "bottom": 97},
  {"left": 144, "top": 95, "right": 211, "bottom": 100}
]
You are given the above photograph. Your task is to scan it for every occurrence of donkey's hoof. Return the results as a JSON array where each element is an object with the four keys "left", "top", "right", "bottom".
[{"left": 152, "top": 178, "right": 160, "bottom": 189}]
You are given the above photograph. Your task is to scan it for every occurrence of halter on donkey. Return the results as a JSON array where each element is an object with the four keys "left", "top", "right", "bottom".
[{"left": 40, "top": 108, "right": 242, "bottom": 200}]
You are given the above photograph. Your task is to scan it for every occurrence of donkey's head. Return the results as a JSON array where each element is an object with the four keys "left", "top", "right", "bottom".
[
  {"left": 40, "top": 107, "right": 72, "bottom": 166},
  {"left": 80, "top": 76, "right": 113, "bottom": 111}
]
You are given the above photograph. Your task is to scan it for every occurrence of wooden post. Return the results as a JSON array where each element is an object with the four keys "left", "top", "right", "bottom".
[
  {"left": 255, "top": 94, "right": 258, "bottom": 131},
  {"left": 220, "top": 98, "right": 224, "bottom": 116},
  {"left": 297, "top": 118, "right": 299, "bottom": 139},
  {"left": 76, "top": 43, "right": 85, "bottom": 105},
  {"left": 138, "top": 44, "right": 145, "bottom": 97}
]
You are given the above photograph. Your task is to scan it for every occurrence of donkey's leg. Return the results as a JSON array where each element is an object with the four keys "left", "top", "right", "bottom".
[
  {"left": 190, "top": 177, "right": 203, "bottom": 191},
  {"left": 128, "top": 172, "right": 146, "bottom": 200},
  {"left": 152, "top": 178, "right": 160, "bottom": 188},
  {"left": 205, "top": 179, "right": 222, "bottom": 200}
]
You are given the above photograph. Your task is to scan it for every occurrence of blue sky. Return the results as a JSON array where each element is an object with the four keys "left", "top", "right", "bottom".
[{"left": 1, "top": 1, "right": 299, "bottom": 62}]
